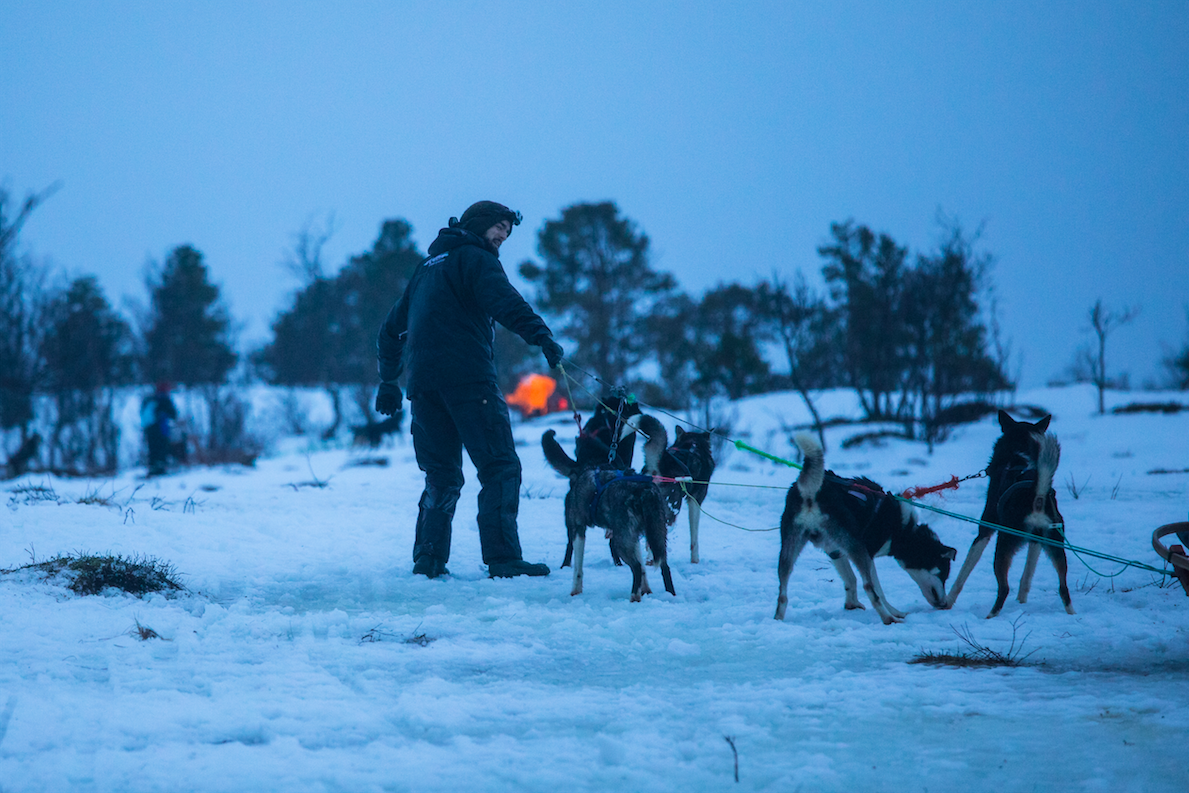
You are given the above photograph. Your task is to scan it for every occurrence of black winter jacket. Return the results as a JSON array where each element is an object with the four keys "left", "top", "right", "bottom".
[{"left": 377, "top": 227, "right": 553, "bottom": 396}]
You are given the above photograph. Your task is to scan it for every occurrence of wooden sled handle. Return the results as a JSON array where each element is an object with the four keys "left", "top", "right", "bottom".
[{"left": 1152, "top": 522, "right": 1189, "bottom": 596}]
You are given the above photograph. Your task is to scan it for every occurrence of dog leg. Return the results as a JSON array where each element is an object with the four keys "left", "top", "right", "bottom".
[
  {"left": 988, "top": 535, "right": 1023, "bottom": 618},
  {"left": 562, "top": 536, "right": 574, "bottom": 569},
  {"left": 688, "top": 496, "right": 701, "bottom": 564},
  {"left": 775, "top": 531, "right": 809, "bottom": 621},
  {"left": 830, "top": 556, "right": 864, "bottom": 610},
  {"left": 659, "top": 558, "right": 675, "bottom": 596},
  {"left": 1017, "top": 542, "right": 1041, "bottom": 603},
  {"left": 612, "top": 532, "right": 649, "bottom": 601},
  {"left": 628, "top": 553, "right": 649, "bottom": 602},
  {"left": 850, "top": 553, "right": 904, "bottom": 624},
  {"left": 943, "top": 529, "right": 994, "bottom": 608},
  {"left": 645, "top": 510, "right": 675, "bottom": 596},
  {"left": 570, "top": 531, "right": 586, "bottom": 597},
  {"left": 1043, "top": 541, "right": 1075, "bottom": 614}
]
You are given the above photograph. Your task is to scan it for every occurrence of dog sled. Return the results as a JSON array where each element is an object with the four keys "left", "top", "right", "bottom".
[{"left": 1152, "top": 522, "right": 1189, "bottom": 596}]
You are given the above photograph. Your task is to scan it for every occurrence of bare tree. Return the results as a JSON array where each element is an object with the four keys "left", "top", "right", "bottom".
[
  {"left": 1086, "top": 298, "right": 1140, "bottom": 414},
  {"left": 757, "top": 272, "right": 834, "bottom": 450},
  {"left": 0, "top": 183, "right": 60, "bottom": 451},
  {"left": 1162, "top": 306, "right": 1189, "bottom": 390},
  {"left": 281, "top": 213, "right": 336, "bottom": 283}
]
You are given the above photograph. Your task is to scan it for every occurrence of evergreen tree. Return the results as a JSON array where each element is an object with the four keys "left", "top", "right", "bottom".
[
  {"left": 143, "top": 245, "right": 237, "bottom": 387},
  {"left": 819, "top": 218, "right": 1007, "bottom": 438},
  {"left": 40, "top": 276, "right": 136, "bottom": 472},
  {"left": 257, "top": 219, "right": 423, "bottom": 436},
  {"left": 688, "top": 283, "right": 771, "bottom": 400},
  {"left": 333, "top": 219, "right": 423, "bottom": 387},
  {"left": 903, "top": 223, "right": 1009, "bottom": 445},
  {"left": 647, "top": 291, "right": 701, "bottom": 404},
  {"left": 819, "top": 221, "right": 912, "bottom": 420},
  {"left": 520, "top": 202, "right": 676, "bottom": 386}
]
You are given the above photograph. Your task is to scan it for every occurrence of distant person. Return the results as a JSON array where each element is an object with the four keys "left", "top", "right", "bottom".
[
  {"left": 376, "top": 200, "right": 564, "bottom": 579},
  {"left": 141, "top": 382, "right": 179, "bottom": 477}
]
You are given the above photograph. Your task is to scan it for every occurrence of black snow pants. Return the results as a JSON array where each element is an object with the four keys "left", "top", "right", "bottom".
[
  {"left": 145, "top": 425, "right": 170, "bottom": 476},
  {"left": 409, "top": 381, "right": 524, "bottom": 566}
]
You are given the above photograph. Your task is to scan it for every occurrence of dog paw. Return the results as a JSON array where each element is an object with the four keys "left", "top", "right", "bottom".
[
  {"left": 1065, "top": 605, "right": 1076, "bottom": 614},
  {"left": 844, "top": 602, "right": 866, "bottom": 611}
]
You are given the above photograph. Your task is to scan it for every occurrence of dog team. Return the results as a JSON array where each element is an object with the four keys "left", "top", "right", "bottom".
[
  {"left": 374, "top": 199, "right": 1071, "bottom": 621},
  {"left": 544, "top": 403, "right": 1071, "bottom": 623}
]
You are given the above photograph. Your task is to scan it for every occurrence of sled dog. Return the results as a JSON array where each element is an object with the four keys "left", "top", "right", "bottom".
[
  {"left": 943, "top": 410, "right": 1071, "bottom": 618},
  {"left": 633, "top": 416, "right": 716, "bottom": 564},
  {"left": 774, "top": 433, "right": 956, "bottom": 624},
  {"left": 559, "top": 397, "right": 643, "bottom": 569},
  {"left": 576, "top": 396, "right": 641, "bottom": 470},
  {"left": 542, "top": 422, "right": 675, "bottom": 601}
]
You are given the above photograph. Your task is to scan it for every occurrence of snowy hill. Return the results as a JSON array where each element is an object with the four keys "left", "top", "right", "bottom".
[{"left": 2, "top": 385, "right": 1186, "bottom": 791}]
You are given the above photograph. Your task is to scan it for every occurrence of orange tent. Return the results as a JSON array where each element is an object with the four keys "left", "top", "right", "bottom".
[{"left": 506, "top": 373, "right": 568, "bottom": 417}]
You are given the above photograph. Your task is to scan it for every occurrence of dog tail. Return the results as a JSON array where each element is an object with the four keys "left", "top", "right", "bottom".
[
  {"left": 627, "top": 414, "right": 668, "bottom": 474},
  {"left": 793, "top": 432, "right": 825, "bottom": 500},
  {"left": 1033, "top": 432, "right": 1060, "bottom": 503},
  {"left": 542, "top": 429, "right": 578, "bottom": 477}
]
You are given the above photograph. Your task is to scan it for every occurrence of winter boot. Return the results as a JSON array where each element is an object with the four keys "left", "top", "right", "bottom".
[{"left": 487, "top": 560, "right": 550, "bottom": 578}]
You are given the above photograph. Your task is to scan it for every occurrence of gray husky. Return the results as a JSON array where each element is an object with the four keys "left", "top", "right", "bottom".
[
  {"left": 635, "top": 416, "right": 716, "bottom": 564},
  {"left": 542, "top": 419, "right": 675, "bottom": 601},
  {"left": 775, "top": 433, "right": 956, "bottom": 624}
]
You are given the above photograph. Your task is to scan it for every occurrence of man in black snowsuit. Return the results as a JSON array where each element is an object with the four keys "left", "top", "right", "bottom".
[{"left": 375, "top": 201, "right": 564, "bottom": 579}]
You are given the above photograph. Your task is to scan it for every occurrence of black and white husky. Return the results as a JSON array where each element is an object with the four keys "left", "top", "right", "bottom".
[
  {"left": 774, "top": 433, "right": 956, "bottom": 624},
  {"left": 542, "top": 422, "right": 675, "bottom": 601},
  {"left": 634, "top": 417, "right": 716, "bottom": 564},
  {"left": 943, "top": 410, "right": 1071, "bottom": 618}
]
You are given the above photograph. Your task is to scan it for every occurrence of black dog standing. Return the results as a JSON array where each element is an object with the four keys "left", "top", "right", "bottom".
[
  {"left": 376, "top": 201, "right": 564, "bottom": 580},
  {"left": 943, "top": 410, "right": 1072, "bottom": 617}
]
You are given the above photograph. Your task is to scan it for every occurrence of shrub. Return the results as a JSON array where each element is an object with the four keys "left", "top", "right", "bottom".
[{"left": 2, "top": 552, "right": 185, "bottom": 597}]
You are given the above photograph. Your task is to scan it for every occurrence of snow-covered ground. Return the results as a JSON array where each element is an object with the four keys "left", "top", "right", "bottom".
[{"left": 2, "top": 384, "right": 1187, "bottom": 792}]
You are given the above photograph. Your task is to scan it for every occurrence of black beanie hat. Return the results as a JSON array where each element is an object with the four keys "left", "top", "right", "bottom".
[{"left": 450, "top": 201, "right": 523, "bottom": 237}]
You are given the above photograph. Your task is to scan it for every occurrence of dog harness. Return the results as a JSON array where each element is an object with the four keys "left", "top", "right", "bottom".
[
  {"left": 846, "top": 485, "right": 889, "bottom": 541},
  {"left": 589, "top": 471, "right": 660, "bottom": 516},
  {"left": 994, "top": 455, "right": 1058, "bottom": 519}
]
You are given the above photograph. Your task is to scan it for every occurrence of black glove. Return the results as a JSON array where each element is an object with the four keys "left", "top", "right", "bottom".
[
  {"left": 540, "top": 337, "right": 564, "bottom": 369},
  {"left": 375, "top": 382, "right": 403, "bottom": 416}
]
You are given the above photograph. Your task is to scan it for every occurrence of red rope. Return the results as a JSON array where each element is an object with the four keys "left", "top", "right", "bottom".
[{"left": 900, "top": 475, "right": 960, "bottom": 500}]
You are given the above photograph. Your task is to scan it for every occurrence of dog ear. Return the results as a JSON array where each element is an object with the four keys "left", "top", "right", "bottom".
[
  {"left": 943, "top": 546, "right": 957, "bottom": 560},
  {"left": 1035, "top": 414, "right": 1052, "bottom": 433},
  {"left": 998, "top": 409, "right": 1015, "bottom": 431},
  {"left": 675, "top": 426, "right": 685, "bottom": 438}
]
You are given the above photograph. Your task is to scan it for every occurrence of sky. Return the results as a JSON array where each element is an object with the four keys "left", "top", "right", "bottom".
[{"left": 3, "top": 1, "right": 1188, "bottom": 388}]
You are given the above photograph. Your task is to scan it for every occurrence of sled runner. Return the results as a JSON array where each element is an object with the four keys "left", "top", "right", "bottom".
[{"left": 1151, "top": 521, "right": 1189, "bottom": 596}]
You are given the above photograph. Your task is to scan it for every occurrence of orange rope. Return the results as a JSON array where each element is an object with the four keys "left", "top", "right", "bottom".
[{"left": 900, "top": 475, "right": 960, "bottom": 500}]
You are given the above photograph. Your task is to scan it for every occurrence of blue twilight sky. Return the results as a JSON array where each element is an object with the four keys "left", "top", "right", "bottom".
[{"left": 3, "top": 2, "right": 1187, "bottom": 389}]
